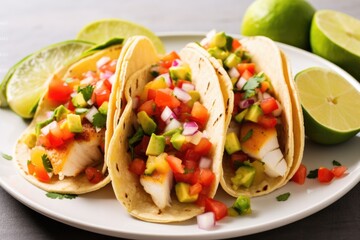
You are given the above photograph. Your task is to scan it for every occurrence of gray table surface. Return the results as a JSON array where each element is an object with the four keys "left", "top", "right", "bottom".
[{"left": 0, "top": 0, "right": 359, "bottom": 239}]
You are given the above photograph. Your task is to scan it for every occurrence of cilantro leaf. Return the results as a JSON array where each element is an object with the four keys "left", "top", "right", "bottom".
[
  {"left": 241, "top": 129, "right": 253, "bottom": 142},
  {"left": 46, "top": 192, "right": 77, "bottom": 200},
  {"left": 92, "top": 112, "right": 107, "bottom": 128},
  {"left": 332, "top": 160, "right": 342, "bottom": 166},
  {"left": 78, "top": 85, "right": 94, "bottom": 102},
  {"left": 307, "top": 169, "right": 318, "bottom": 179},
  {"left": 243, "top": 73, "right": 265, "bottom": 98},
  {"left": 129, "top": 128, "right": 144, "bottom": 146},
  {"left": 1, "top": 152, "right": 12, "bottom": 160},
  {"left": 41, "top": 154, "right": 53, "bottom": 172},
  {"left": 276, "top": 192, "right": 290, "bottom": 201}
]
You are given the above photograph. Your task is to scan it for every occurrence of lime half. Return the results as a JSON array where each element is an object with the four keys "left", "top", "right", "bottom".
[
  {"left": 6, "top": 40, "right": 93, "bottom": 118},
  {"left": 295, "top": 67, "right": 360, "bottom": 145},
  {"left": 76, "top": 18, "right": 165, "bottom": 54},
  {"left": 310, "top": 10, "right": 360, "bottom": 81}
]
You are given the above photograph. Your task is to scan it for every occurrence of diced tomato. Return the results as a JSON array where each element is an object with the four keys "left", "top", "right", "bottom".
[
  {"left": 237, "top": 63, "right": 256, "bottom": 75},
  {"left": 189, "top": 182, "right": 202, "bottom": 195},
  {"left": 47, "top": 132, "right": 64, "bottom": 148},
  {"left": 191, "top": 102, "right": 209, "bottom": 128},
  {"left": 103, "top": 78, "right": 113, "bottom": 91},
  {"left": 258, "top": 114, "right": 277, "bottom": 128},
  {"left": 65, "top": 100, "right": 75, "bottom": 111},
  {"left": 173, "top": 102, "right": 192, "bottom": 122},
  {"left": 34, "top": 166, "right": 51, "bottom": 183},
  {"left": 184, "top": 149, "right": 202, "bottom": 162},
  {"left": 230, "top": 151, "right": 248, "bottom": 170},
  {"left": 99, "top": 59, "right": 117, "bottom": 73},
  {"left": 232, "top": 92, "right": 243, "bottom": 116},
  {"left": 85, "top": 167, "right": 104, "bottom": 184},
  {"left": 176, "top": 79, "right": 192, "bottom": 88},
  {"left": 260, "top": 97, "right": 278, "bottom": 114},
  {"left": 129, "top": 158, "right": 146, "bottom": 175},
  {"left": 232, "top": 39, "right": 241, "bottom": 51},
  {"left": 331, "top": 166, "right": 347, "bottom": 178},
  {"left": 134, "top": 135, "right": 150, "bottom": 158},
  {"left": 94, "top": 83, "right": 111, "bottom": 107},
  {"left": 160, "top": 51, "right": 180, "bottom": 68},
  {"left": 291, "top": 164, "right": 307, "bottom": 185},
  {"left": 154, "top": 90, "right": 181, "bottom": 109},
  {"left": 166, "top": 155, "right": 185, "bottom": 174},
  {"left": 27, "top": 162, "right": 36, "bottom": 175},
  {"left": 193, "top": 138, "right": 212, "bottom": 156},
  {"left": 58, "top": 120, "right": 75, "bottom": 141},
  {"left": 183, "top": 160, "right": 198, "bottom": 172},
  {"left": 204, "top": 198, "right": 228, "bottom": 221},
  {"left": 241, "top": 69, "right": 254, "bottom": 80},
  {"left": 48, "top": 75, "right": 73, "bottom": 103},
  {"left": 195, "top": 193, "right": 207, "bottom": 207},
  {"left": 318, "top": 167, "right": 334, "bottom": 183},
  {"left": 174, "top": 172, "right": 194, "bottom": 184},
  {"left": 260, "top": 81, "right": 270, "bottom": 93},
  {"left": 37, "top": 134, "right": 52, "bottom": 148},
  {"left": 198, "top": 169, "right": 215, "bottom": 186},
  {"left": 147, "top": 89, "right": 157, "bottom": 100},
  {"left": 138, "top": 100, "right": 157, "bottom": 116}
]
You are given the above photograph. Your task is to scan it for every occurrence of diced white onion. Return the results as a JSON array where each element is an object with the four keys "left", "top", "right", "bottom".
[
  {"left": 70, "top": 92, "right": 78, "bottom": 98},
  {"left": 109, "top": 73, "right": 116, "bottom": 85},
  {"left": 228, "top": 67, "right": 240, "bottom": 79},
  {"left": 100, "top": 70, "right": 113, "bottom": 80},
  {"left": 173, "top": 87, "right": 191, "bottom": 103},
  {"left": 156, "top": 73, "right": 172, "bottom": 87},
  {"left": 181, "top": 83, "right": 195, "bottom": 92},
  {"left": 182, "top": 121, "right": 198, "bottom": 136},
  {"left": 96, "top": 56, "right": 111, "bottom": 69},
  {"left": 164, "top": 119, "right": 182, "bottom": 132},
  {"left": 272, "top": 100, "right": 282, "bottom": 117},
  {"left": 197, "top": 212, "right": 216, "bottom": 230},
  {"left": 46, "top": 111, "right": 54, "bottom": 119},
  {"left": 161, "top": 106, "right": 176, "bottom": 122},
  {"left": 236, "top": 77, "right": 247, "bottom": 90},
  {"left": 80, "top": 76, "right": 94, "bottom": 86},
  {"left": 200, "top": 29, "right": 216, "bottom": 46},
  {"left": 41, "top": 121, "right": 57, "bottom": 135},
  {"left": 199, "top": 157, "right": 212, "bottom": 169},
  {"left": 87, "top": 99, "right": 94, "bottom": 106},
  {"left": 262, "top": 92, "right": 271, "bottom": 99},
  {"left": 85, "top": 106, "right": 99, "bottom": 123},
  {"left": 188, "top": 131, "right": 203, "bottom": 145}
]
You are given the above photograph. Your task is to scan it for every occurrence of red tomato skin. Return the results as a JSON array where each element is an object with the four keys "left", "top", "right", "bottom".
[
  {"left": 291, "top": 164, "right": 307, "bottom": 185},
  {"left": 257, "top": 114, "right": 277, "bottom": 128},
  {"left": 193, "top": 138, "right": 212, "bottom": 156},
  {"left": 191, "top": 102, "right": 209, "bottom": 128},
  {"left": 154, "top": 90, "right": 181, "bottom": 109},
  {"left": 331, "top": 166, "right": 347, "bottom": 178},
  {"left": 189, "top": 183, "right": 202, "bottom": 195},
  {"left": 34, "top": 167, "right": 51, "bottom": 183},
  {"left": 48, "top": 76, "right": 73, "bottom": 103},
  {"left": 241, "top": 69, "right": 254, "bottom": 80},
  {"left": 94, "top": 87, "right": 111, "bottom": 107},
  {"left": 236, "top": 63, "right": 255, "bottom": 75},
  {"left": 166, "top": 155, "right": 185, "bottom": 174},
  {"left": 318, "top": 167, "right": 334, "bottom": 183},
  {"left": 198, "top": 169, "right": 215, "bottom": 186},
  {"left": 204, "top": 198, "right": 228, "bottom": 221},
  {"left": 260, "top": 97, "right": 278, "bottom": 114},
  {"left": 85, "top": 167, "right": 104, "bottom": 184},
  {"left": 138, "top": 100, "right": 157, "bottom": 116},
  {"left": 232, "top": 39, "right": 241, "bottom": 51},
  {"left": 129, "top": 158, "right": 146, "bottom": 175}
]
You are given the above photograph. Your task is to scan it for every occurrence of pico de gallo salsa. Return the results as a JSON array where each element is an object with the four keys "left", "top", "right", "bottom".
[{"left": 23, "top": 53, "right": 119, "bottom": 184}]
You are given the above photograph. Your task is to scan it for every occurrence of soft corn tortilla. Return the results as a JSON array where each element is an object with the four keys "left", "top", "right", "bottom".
[
  {"left": 15, "top": 44, "right": 123, "bottom": 194},
  {"left": 187, "top": 36, "right": 303, "bottom": 197},
  {"left": 107, "top": 36, "right": 226, "bottom": 222}
]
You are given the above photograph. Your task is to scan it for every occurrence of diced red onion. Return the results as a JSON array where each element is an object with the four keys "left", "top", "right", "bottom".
[
  {"left": 132, "top": 96, "right": 139, "bottom": 110},
  {"left": 272, "top": 100, "right": 282, "bottom": 117},
  {"left": 172, "top": 59, "right": 182, "bottom": 67},
  {"left": 182, "top": 121, "right": 198, "bottom": 136},
  {"left": 41, "top": 121, "right": 57, "bottom": 135},
  {"left": 199, "top": 157, "right": 212, "bottom": 169},
  {"left": 236, "top": 77, "right": 247, "bottom": 90},
  {"left": 100, "top": 70, "right": 113, "bottom": 80},
  {"left": 85, "top": 106, "right": 99, "bottom": 123},
  {"left": 228, "top": 67, "right": 240, "bottom": 79},
  {"left": 164, "top": 119, "right": 182, "bottom": 132},
  {"left": 239, "top": 98, "right": 255, "bottom": 109},
  {"left": 188, "top": 131, "right": 203, "bottom": 145},
  {"left": 96, "top": 56, "right": 111, "bottom": 69},
  {"left": 174, "top": 87, "right": 191, "bottom": 103},
  {"left": 181, "top": 83, "right": 195, "bottom": 92},
  {"left": 197, "top": 212, "right": 216, "bottom": 230},
  {"left": 161, "top": 106, "right": 176, "bottom": 122}
]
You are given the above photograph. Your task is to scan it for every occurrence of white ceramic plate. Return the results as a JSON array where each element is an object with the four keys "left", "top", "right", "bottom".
[{"left": 0, "top": 33, "right": 359, "bottom": 240}]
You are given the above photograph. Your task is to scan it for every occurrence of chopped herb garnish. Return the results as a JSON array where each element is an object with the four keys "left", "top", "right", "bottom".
[
  {"left": 41, "top": 154, "right": 53, "bottom": 173},
  {"left": 1, "top": 152, "right": 12, "bottom": 160},
  {"left": 129, "top": 128, "right": 144, "bottom": 146},
  {"left": 332, "top": 160, "right": 342, "bottom": 166},
  {"left": 241, "top": 129, "right": 253, "bottom": 142},
  {"left": 46, "top": 192, "right": 77, "bottom": 200},
  {"left": 75, "top": 108, "right": 89, "bottom": 115},
  {"left": 92, "top": 112, "right": 107, "bottom": 128},
  {"left": 243, "top": 73, "right": 265, "bottom": 98},
  {"left": 276, "top": 192, "right": 290, "bottom": 201},
  {"left": 78, "top": 85, "right": 94, "bottom": 102},
  {"left": 307, "top": 169, "right": 318, "bottom": 179}
]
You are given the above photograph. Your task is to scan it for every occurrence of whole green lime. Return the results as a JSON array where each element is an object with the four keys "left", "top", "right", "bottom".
[{"left": 241, "top": 0, "right": 315, "bottom": 50}]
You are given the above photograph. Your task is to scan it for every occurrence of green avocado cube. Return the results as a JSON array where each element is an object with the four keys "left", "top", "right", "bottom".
[
  {"left": 209, "top": 32, "right": 227, "bottom": 48},
  {"left": 244, "top": 104, "right": 263, "bottom": 123},
  {"left": 231, "top": 165, "right": 256, "bottom": 189},
  {"left": 232, "top": 195, "right": 252, "bottom": 215},
  {"left": 137, "top": 111, "right": 157, "bottom": 135},
  {"left": 170, "top": 132, "right": 186, "bottom": 150},
  {"left": 224, "top": 53, "right": 241, "bottom": 69},
  {"left": 98, "top": 101, "right": 109, "bottom": 115},
  {"left": 225, "top": 132, "right": 241, "bottom": 155},
  {"left": 145, "top": 133, "right": 165, "bottom": 156},
  {"left": 67, "top": 113, "right": 83, "bottom": 133},
  {"left": 169, "top": 65, "right": 191, "bottom": 81},
  {"left": 162, "top": 127, "right": 182, "bottom": 137},
  {"left": 187, "top": 90, "right": 200, "bottom": 107},
  {"left": 207, "top": 47, "right": 229, "bottom": 61},
  {"left": 72, "top": 92, "right": 87, "bottom": 108},
  {"left": 144, "top": 156, "right": 157, "bottom": 175},
  {"left": 53, "top": 105, "right": 70, "bottom": 121},
  {"left": 175, "top": 182, "right": 198, "bottom": 203},
  {"left": 234, "top": 109, "right": 248, "bottom": 123}
]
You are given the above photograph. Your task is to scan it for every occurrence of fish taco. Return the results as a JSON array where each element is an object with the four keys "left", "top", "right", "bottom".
[
  {"left": 14, "top": 40, "right": 127, "bottom": 194},
  {"left": 186, "top": 31, "right": 304, "bottom": 197},
  {"left": 107, "top": 36, "right": 227, "bottom": 222}
]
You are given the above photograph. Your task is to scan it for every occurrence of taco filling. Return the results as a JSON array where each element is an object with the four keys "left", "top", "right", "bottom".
[
  {"left": 22, "top": 55, "right": 118, "bottom": 184},
  {"left": 128, "top": 51, "right": 217, "bottom": 209},
  {"left": 199, "top": 32, "right": 288, "bottom": 192}
]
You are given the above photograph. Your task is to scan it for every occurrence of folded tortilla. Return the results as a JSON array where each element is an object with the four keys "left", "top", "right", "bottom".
[
  {"left": 107, "top": 36, "right": 227, "bottom": 222},
  {"left": 186, "top": 35, "right": 304, "bottom": 197}
]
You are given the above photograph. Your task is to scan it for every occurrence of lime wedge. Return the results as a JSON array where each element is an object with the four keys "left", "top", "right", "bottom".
[
  {"left": 310, "top": 10, "right": 360, "bottom": 80},
  {"left": 5, "top": 40, "right": 94, "bottom": 118},
  {"left": 295, "top": 67, "right": 360, "bottom": 144},
  {"left": 76, "top": 18, "right": 165, "bottom": 54}
]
